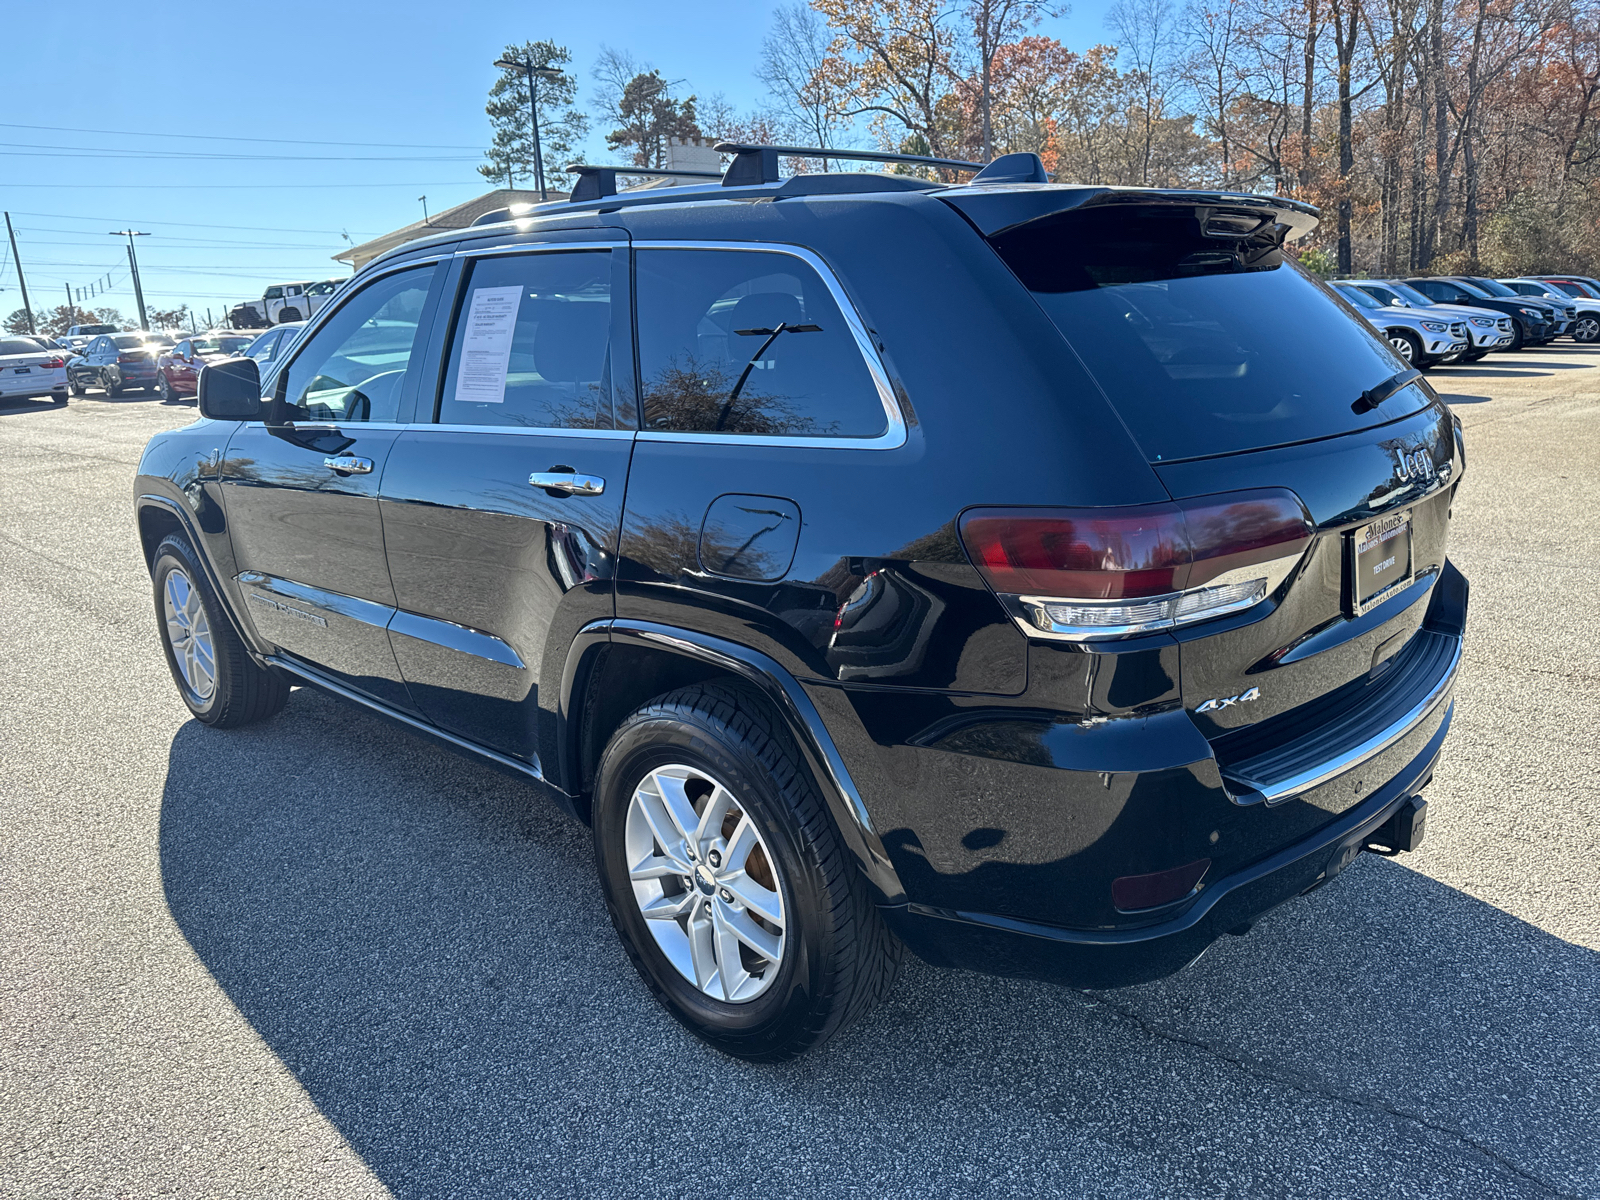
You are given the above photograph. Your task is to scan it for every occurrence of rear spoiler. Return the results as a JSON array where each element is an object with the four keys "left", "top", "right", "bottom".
[{"left": 937, "top": 184, "right": 1320, "bottom": 243}]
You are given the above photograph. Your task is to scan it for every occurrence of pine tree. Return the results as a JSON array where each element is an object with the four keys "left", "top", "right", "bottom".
[{"left": 480, "top": 41, "right": 589, "bottom": 193}]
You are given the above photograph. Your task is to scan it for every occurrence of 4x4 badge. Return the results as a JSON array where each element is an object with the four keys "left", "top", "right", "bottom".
[{"left": 1196, "top": 687, "right": 1260, "bottom": 713}]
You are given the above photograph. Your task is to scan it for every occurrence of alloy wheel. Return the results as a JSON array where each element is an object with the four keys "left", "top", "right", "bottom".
[
  {"left": 1574, "top": 316, "right": 1599, "bottom": 342},
  {"left": 624, "top": 764, "right": 786, "bottom": 1002},
  {"left": 162, "top": 566, "right": 216, "bottom": 702},
  {"left": 1388, "top": 333, "right": 1415, "bottom": 363}
]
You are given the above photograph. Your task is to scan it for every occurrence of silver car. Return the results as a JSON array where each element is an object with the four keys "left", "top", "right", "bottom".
[
  {"left": 1501, "top": 278, "right": 1600, "bottom": 342},
  {"left": 1330, "top": 281, "right": 1469, "bottom": 367},
  {"left": 1348, "top": 279, "right": 1513, "bottom": 360}
]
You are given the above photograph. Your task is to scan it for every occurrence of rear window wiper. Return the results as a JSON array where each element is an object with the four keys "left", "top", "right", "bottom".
[{"left": 1352, "top": 367, "right": 1422, "bottom": 414}]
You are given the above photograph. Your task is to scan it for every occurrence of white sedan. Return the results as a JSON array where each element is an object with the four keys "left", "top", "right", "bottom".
[{"left": 0, "top": 335, "right": 69, "bottom": 404}]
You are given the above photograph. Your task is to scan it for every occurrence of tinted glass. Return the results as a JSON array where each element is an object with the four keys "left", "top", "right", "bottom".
[
  {"left": 277, "top": 266, "right": 434, "bottom": 423},
  {"left": 0, "top": 337, "right": 44, "bottom": 355},
  {"left": 991, "top": 207, "right": 1425, "bottom": 462},
  {"left": 1410, "top": 280, "right": 1461, "bottom": 302},
  {"left": 634, "top": 248, "right": 886, "bottom": 438},
  {"left": 112, "top": 334, "right": 146, "bottom": 348},
  {"left": 1462, "top": 277, "right": 1516, "bottom": 298},
  {"left": 1386, "top": 281, "right": 1435, "bottom": 306},
  {"left": 437, "top": 251, "right": 616, "bottom": 429},
  {"left": 193, "top": 334, "right": 251, "bottom": 355},
  {"left": 1334, "top": 284, "right": 1382, "bottom": 310}
]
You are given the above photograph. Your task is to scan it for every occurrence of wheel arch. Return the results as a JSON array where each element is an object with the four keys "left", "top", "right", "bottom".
[
  {"left": 135, "top": 491, "right": 263, "bottom": 658},
  {"left": 562, "top": 620, "right": 906, "bottom": 904}
]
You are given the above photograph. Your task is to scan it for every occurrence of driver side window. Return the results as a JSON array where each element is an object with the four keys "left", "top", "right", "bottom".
[{"left": 275, "top": 266, "right": 435, "bottom": 424}]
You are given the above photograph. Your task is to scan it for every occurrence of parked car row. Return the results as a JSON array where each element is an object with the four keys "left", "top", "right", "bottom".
[
  {"left": 46, "top": 325, "right": 302, "bottom": 402},
  {"left": 1329, "top": 273, "right": 1600, "bottom": 369}
]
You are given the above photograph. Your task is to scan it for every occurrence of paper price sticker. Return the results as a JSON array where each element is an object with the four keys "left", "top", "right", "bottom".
[{"left": 454, "top": 285, "right": 523, "bottom": 404}]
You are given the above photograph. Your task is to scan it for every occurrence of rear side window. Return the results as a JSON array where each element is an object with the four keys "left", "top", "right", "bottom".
[
  {"left": 989, "top": 207, "right": 1429, "bottom": 462},
  {"left": 436, "top": 250, "right": 618, "bottom": 429},
  {"left": 634, "top": 248, "right": 886, "bottom": 439}
]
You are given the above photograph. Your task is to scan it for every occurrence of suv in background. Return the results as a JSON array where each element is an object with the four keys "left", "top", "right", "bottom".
[
  {"left": 67, "top": 322, "right": 118, "bottom": 338},
  {"left": 1330, "top": 281, "right": 1468, "bottom": 366},
  {"left": 1404, "top": 276, "right": 1558, "bottom": 349},
  {"left": 1345, "top": 280, "right": 1512, "bottom": 361},
  {"left": 1500, "top": 278, "right": 1600, "bottom": 341},
  {"left": 135, "top": 150, "right": 1465, "bottom": 1060}
]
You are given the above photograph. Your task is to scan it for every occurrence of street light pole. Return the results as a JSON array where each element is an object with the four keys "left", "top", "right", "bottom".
[
  {"left": 110, "top": 230, "right": 150, "bottom": 330},
  {"left": 493, "top": 57, "right": 565, "bottom": 202}
]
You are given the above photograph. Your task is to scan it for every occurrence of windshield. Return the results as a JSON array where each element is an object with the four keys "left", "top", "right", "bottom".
[
  {"left": 1334, "top": 284, "right": 1382, "bottom": 310},
  {"left": 1386, "top": 281, "right": 1435, "bottom": 307},
  {"left": 193, "top": 335, "right": 252, "bottom": 354},
  {"left": 1463, "top": 277, "right": 1517, "bottom": 298},
  {"left": 988, "top": 206, "right": 1429, "bottom": 462}
]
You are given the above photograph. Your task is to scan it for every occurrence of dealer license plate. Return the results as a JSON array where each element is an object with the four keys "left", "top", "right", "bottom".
[
  {"left": 1350, "top": 511, "right": 1413, "bottom": 615},
  {"left": 13, "top": 367, "right": 31, "bottom": 374}
]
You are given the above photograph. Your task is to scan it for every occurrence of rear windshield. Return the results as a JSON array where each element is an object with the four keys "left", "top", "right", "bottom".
[
  {"left": 112, "top": 334, "right": 147, "bottom": 348},
  {"left": 0, "top": 337, "right": 45, "bottom": 355},
  {"left": 989, "top": 206, "right": 1429, "bottom": 462}
]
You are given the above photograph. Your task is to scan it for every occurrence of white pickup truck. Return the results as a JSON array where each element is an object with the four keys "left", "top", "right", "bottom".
[{"left": 228, "top": 278, "right": 344, "bottom": 329}]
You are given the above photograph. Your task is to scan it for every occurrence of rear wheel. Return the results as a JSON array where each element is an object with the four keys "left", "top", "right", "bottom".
[
  {"left": 51, "top": 388, "right": 66, "bottom": 405},
  {"left": 593, "top": 682, "right": 902, "bottom": 1061},
  {"left": 103, "top": 371, "right": 122, "bottom": 398},
  {"left": 68, "top": 374, "right": 85, "bottom": 397},
  {"left": 151, "top": 533, "right": 289, "bottom": 727}
]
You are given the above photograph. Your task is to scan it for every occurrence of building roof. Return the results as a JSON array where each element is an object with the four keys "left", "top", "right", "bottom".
[{"left": 333, "top": 188, "right": 566, "bottom": 270}]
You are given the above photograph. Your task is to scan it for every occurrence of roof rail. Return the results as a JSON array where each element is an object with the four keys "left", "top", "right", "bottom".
[
  {"left": 565, "top": 163, "right": 723, "bottom": 202},
  {"left": 714, "top": 143, "right": 986, "bottom": 187}
]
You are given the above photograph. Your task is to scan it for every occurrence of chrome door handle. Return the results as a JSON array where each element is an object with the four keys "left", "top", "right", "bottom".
[
  {"left": 324, "top": 455, "right": 373, "bottom": 474},
  {"left": 529, "top": 471, "right": 605, "bottom": 496}
]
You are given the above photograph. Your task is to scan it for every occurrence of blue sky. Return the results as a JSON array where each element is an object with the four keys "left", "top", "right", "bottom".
[{"left": 1, "top": 0, "right": 1113, "bottom": 326}]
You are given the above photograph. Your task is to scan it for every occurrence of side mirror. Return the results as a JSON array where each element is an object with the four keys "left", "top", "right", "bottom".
[{"left": 197, "top": 356, "right": 263, "bottom": 420}]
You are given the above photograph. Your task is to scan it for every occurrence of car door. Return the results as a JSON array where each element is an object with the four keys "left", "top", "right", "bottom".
[
  {"left": 219, "top": 259, "right": 448, "bottom": 710},
  {"left": 69, "top": 338, "right": 101, "bottom": 388},
  {"left": 378, "top": 235, "right": 635, "bottom": 765}
]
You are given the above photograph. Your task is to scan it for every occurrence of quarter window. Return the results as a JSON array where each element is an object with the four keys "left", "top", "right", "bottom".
[
  {"left": 436, "top": 251, "right": 618, "bottom": 429},
  {"left": 275, "top": 266, "right": 434, "bottom": 424},
  {"left": 633, "top": 248, "right": 887, "bottom": 439}
]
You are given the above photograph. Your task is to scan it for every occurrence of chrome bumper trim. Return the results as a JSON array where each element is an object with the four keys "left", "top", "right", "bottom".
[{"left": 1231, "top": 635, "right": 1462, "bottom": 805}]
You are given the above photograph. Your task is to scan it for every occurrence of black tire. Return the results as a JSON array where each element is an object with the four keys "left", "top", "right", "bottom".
[
  {"left": 278, "top": 308, "right": 302, "bottom": 324},
  {"left": 1507, "top": 320, "right": 1526, "bottom": 351},
  {"left": 155, "top": 372, "right": 172, "bottom": 402},
  {"left": 103, "top": 371, "right": 123, "bottom": 398},
  {"left": 593, "top": 682, "right": 903, "bottom": 1061},
  {"left": 1573, "top": 315, "right": 1600, "bottom": 343},
  {"left": 1386, "top": 328, "right": 1423, "bottom": 367},
  {"left": 51, "top": 389, "right": 67, "bottom": 404},
  {"left": 150, "top": 533, "right": 289, "bottom": 727},
  {"left": 68, "top": 374, "right": 85, "bottom": 397}
]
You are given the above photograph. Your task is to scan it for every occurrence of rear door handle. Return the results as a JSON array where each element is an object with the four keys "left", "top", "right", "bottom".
[
  {"left": 529, "top": 471, "right": 605, "bottom": 496},
  {"left": 324, "top": 455, "right": 373, "bottom": 474}
]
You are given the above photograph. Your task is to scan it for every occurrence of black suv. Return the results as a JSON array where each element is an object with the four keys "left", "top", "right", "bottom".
[
  {"left": 134, "top": 148, "right": 1466, "bottom": 1061},
  {"left": 1403, "top": 276, "right": 1561, "bottom": 348}
]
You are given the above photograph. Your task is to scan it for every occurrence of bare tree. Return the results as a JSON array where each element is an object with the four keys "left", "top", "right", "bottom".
[{"left": 759, "top": 3, "right": 856, "bottom": 163}]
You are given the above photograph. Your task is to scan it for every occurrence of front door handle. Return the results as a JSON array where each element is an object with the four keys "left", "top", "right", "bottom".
[
  {"left": 324, "top": 455, "right": 373, "bottom": 474},
  {"left": 529, "top": 470, "right": 605, "bottom": 496}
]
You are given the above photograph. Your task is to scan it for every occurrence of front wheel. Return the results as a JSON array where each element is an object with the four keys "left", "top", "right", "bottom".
[
  {"left": 1572, "top": 315, "right": 1600, "bottom": 343},
  {"left": 277, "top": 308, "right": 302, "bottom": 324},
  {"left": 151, "top": 534, "right": 289, "bottom": 727},
  {"left": 155, "top": 372, "right": 173, "bottom": 402},
  {"left": 1507, "top": 320, "right": 1527, "bottom": 351},
  {"left": 1387, "top": 329, "right": 1422, "bottom": 367},
  {"left": 593, "top": 683, "right": 903, "bottom": 1061}
]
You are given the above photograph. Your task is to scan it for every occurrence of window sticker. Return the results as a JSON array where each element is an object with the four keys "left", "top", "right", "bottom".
[{"left": 454, "top": 285, "right": 523, "bottom": 404}]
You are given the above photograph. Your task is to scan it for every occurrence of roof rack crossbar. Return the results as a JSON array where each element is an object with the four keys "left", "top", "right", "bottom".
[
  {"left": 713, "top": 142, "right": 986, "bottom": 187},
  {"left": 564, "top": 163, "right": 724, "bottom": 203}
]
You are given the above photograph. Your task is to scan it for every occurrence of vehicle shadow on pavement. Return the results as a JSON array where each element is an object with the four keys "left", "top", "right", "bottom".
[
  {"left": 0, "top": 400, "right": 68, "bottom": 417},
  {"left": 158, "top": 688, "right": 1600, "bottom": 1198}
]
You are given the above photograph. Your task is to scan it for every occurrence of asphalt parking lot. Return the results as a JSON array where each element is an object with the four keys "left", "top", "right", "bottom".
[{"left": 1, "top": 354, "right": 1597, "bottom": 1200}]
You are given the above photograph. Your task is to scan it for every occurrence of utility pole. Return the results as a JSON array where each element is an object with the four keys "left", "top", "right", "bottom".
[
  {"left": 110, "top": 230, "right": 150, "bottom": 330},
  {"left": 4, "top": 212, "right": 36, "bottom": 334},
  {"left": 419, "top": 195, "right": 430, "bottom": 224},
  {"left": 65, "top": 282, "right": 72, "bottom": 322},
  {"left": 493, "top": 55, "right": 565, "bottom": 201}
]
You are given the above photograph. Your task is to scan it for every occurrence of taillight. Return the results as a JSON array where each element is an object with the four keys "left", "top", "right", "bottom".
[
  {"left": 42, "top": 357, "right": 64, "bottom": 368},
  {"left": 958, "top": 489, "right": 1312, "bottom": 640}
]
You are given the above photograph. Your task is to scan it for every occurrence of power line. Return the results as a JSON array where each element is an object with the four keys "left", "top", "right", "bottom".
[
  {"left": 0, "top": 121, "right": 482, "bottom": 151},
  {"left": 0, "top": 145, "right": 481, "bottom": 163},
  {"left": 7, "top": 210, "right": 377, "bottom": 236},
  {"left": 1, "top": 181, "right": 480, "bottom": 189}
]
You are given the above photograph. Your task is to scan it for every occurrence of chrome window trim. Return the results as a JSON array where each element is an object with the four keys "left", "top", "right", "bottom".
[
  {"left": 630, "top": 240, "right": 907, "bottom": 451},
  {"left": 451, "top": 240, "right": 621, "bottom": 258}
]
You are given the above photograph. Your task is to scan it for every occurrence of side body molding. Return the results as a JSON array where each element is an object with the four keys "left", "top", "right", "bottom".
[{"left": 564, "top": 619, "right": 907, "bottom": 905}]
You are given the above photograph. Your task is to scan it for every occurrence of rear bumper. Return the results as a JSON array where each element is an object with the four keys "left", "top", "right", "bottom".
[
  {"left": 883, "top": 704, "right": 1453, "bottom": 989},
  {"left": 0, "top": 368, "right": 67, "bottom": 397}
]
